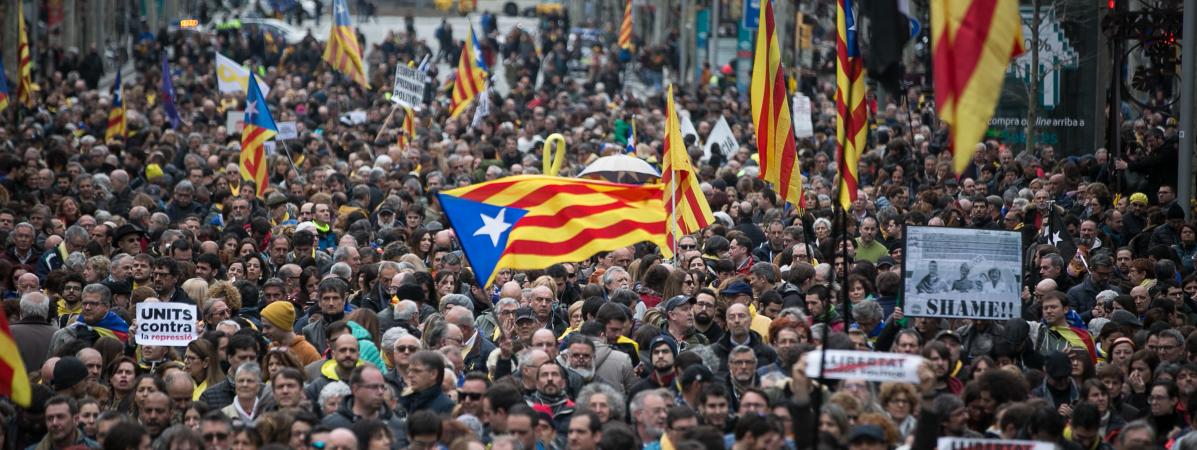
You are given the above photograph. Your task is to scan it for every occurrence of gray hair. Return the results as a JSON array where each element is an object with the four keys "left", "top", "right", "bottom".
[
  {"left": 490, "top": 436, "right": 524, "bottom": 450},
  {"left": 576, "top": 382, "right": 627, "bottom": 422},
  {"left": 730, "top": 345, "right": 757, "bottom": 364},
  {"left": 175, "top": 180, "right": 194, "bottom": 192},
  {"left": 65, "top": 252, "right": 88, "bottom": 272},
  {"left": 395, "top": 300, "right": 418, "bottom": 322},
  {"left": 333, "top": 247, "right": 356, "bottom": 263},
  {"left": 217, "top": 320, "right": 242, "bottom": 332},
  {"left": 64, "top": 225, "right": 88, "bottom": 244},
  {"left": 329, "top": 262, "right": 353, "bottom": 280},
  {"left": 235, "top": 361, "right": 262, "bottom": 380},
  {"left": 495, "top": 297, "right": 519, "bottom": 310},
  {"left": 381, "top": 326, "right": 411, "bottom": 352},
  {"left": 1159, "top": 329, "right": 1186, "bottom": 345},
  {"left": 319, "top": 381, "right": 351, "bottom": 406},
  {"left": 854, "top": 300, "right": 883, "bottom": 324},
  {"left": 82, "top": 283, "right": 112, "bottom": 307},
  {"left": 750, "top": 262, "right": 779, "bottom": 283},
  {"left": 601, "top": 266, "right": 629, "bottom": 286},
  {"left": 1119, "top": 420, "right": 1155, "bottom": 447},
  {"left": 439, "top": 294, "right": 473, "bottom": 313},
  {"left": 629, "top": 388, "right": 669, "bottom": 417},
  {"left": 1096, "top": 290, "right": 1120, "bottom": 303},
  {"left": 19, "top": 292, "right": 49, "bottom": 321}
]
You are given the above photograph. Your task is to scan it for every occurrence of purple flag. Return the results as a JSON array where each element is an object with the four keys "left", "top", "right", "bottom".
[{"left": 160, "top": 52, "right": 181, "bottom": 129}]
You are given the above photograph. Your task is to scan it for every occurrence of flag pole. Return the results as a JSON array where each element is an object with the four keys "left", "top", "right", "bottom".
[{"left": 669, "top": 164, "right": 679, "bottom": 265}]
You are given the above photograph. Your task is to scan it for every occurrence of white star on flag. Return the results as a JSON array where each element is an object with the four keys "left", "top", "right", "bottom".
[
  {"left": 245, "top": 100, "right": 258, "bottom": 120},
  {"left": 474, "top": 208, "right": 513, "bottom": 246}
]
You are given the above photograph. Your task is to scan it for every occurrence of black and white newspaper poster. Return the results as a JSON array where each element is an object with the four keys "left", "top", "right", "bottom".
[{"left": 904, "top": 226, "right": 1023, "bottom": 320}]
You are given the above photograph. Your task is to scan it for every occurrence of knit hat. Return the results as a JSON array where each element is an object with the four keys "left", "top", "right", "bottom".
[
  {"left": 145, "top": 163, "right": 164, "bottom": 181},
  {"left": 53, "top": 357, "right": 89, "bottom": 391},
  {"left": 1129, "top": 192, "right": 1148, "bottom": 205},
  {"left": 261, "top": 301, "right": 296, "bottom": 330}
]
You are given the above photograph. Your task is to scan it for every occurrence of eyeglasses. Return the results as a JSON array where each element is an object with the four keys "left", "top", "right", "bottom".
[
  {"left": 395, "top": 345, "right": 419, "bottom": 353},
  {"left": 678, "top": 244, "right": 697, "bottom": 250},
  {"left": 459, "top": 392, "right": 483, "bottom": 400},
  {"left": 203, "top": 432, "right": 230, "bottom": 442}
]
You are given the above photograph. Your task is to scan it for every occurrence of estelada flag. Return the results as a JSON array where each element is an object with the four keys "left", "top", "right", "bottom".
[{"left": 438, "top": 176, "right": 672, "bottom": 288}]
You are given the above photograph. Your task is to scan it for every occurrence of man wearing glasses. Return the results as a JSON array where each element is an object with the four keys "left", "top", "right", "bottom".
[
  {"left": 152, "top": 256, "right": 193, "bottom": 305},
  {"left": 321, "top": 365, "right": 409, "bottom": 448}
]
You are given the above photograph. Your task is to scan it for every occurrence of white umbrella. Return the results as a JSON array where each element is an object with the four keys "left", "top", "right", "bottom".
[{"left": 577, "top": 154, "right": 661, "bottom": 184}]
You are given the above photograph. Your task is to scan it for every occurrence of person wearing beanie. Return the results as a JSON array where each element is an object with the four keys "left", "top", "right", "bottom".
[
  {"left": 260, "top": 301, "right": 321, "bottom": 366},
  {"left": 53, "top": 356, "right": 91, "bottom": 398},
  {"left": 628, "top": 335, "right": 679, "bottom": 401}
]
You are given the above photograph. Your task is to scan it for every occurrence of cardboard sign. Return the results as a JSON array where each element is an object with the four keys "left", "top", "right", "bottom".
[
  {"left": 135, "top": 302, "right": 198, "bottom": 346},
  {"left": 804, "top": 350, "right": 923, "bottom": 383},
  {"left": 937, "top": 438, "right": 1055, "bottom": 450},
  {"left": 227, "top": 111, "right": 245, "bottom": 135},
  {"left": 391, "top": 65, "right": 429, "bottom": 109},
  {"left": 793, "top": 94, "right": 814, "bottom": 138},
  {"left": 277, "top": 121, "right": 298, "bottom": 140},
  {"left": 703, "top": 115, "right": 737, "bottom": 163},
  {"left": 904, "top": 226, "right": 1024, "bottom": 320}
]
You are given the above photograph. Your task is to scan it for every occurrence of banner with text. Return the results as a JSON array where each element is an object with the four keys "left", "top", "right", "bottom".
[
  {"left": 903, "top": 226, "right": 1023, "bottom": 320},
  {"left": 703, "top": 115, "right": 737, "bottom": 164},
  {"left": 391, "top": 65, "right": 429, "bottom": 109},
  {"left": 938, "top": 438, "right": 1055, "bottom": 450},
  {"left": 804, "top": 350, "right": 923, "bottom": 383},
  {"left": 135, "top": 302, "right": 198, "bottom": 346}
]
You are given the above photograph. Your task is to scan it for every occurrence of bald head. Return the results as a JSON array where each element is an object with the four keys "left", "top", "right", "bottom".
[
  {"left": 1035, "top": 278, "right": 1057, "bottom": 295},
  {"left": 328, "top": 428, "right": 358, "bottom": 449},
  {"left": 500, "top": 281, "right": 522, "bottom": 300}
]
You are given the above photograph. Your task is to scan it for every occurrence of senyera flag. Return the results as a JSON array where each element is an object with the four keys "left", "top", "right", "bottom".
[
  {"left": 751, "top": 0, "right": 804, "bottom": 209},
  {"left": 438, "top": 176, "right": 672, "bottom": 288}
]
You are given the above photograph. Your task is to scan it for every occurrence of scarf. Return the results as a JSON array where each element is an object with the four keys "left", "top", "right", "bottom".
[{"left": 76, "top": 310, "right": 129, "bottom": 342}]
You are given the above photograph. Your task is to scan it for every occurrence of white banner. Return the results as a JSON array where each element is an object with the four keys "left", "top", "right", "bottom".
[
  {"left": 135, "top": 302, "right": 198, "bottom": 346},
  {"left": 904, "top": 226, "right": 1024, "bottom": 320},
  {"left": 215, "top": 53, "right": 270, "bottom": 95},
  {"left": 804, "top": 350, "right": 923, "bottom": 383},
  {"left": 277, "top": 121, "right": 298, "bottom": 140},
  {"left": 703, "top": 115, "right": 737, "bottom": 163},
  {"left": 793, "top": 94, "right": 814, "bottom": 138},
  {"left": 227, "top": 111, "right": 245, "bottom": 135},
  {"left": 679, "top": 109, "right": 700, "bottom": 142},
  {"left": 391, "top": 65, "right": 429, "bottom": 109},
  {"left": 937, "top": 438, "right": 1055, "bottom": 450}
]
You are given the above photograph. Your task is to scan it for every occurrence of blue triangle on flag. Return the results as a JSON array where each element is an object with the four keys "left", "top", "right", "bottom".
[{"left": 437, "top": 193, "right": 528, "bottom": 287}]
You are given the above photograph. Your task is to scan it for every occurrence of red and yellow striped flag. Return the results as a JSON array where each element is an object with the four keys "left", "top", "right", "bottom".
[
  {"left": 836, "top": 0, "right": 867, "bottom": 209},
  {"left": 751, "top": 0, "right": 803, "bottom": 208},
  {"left": 440, "top": 176, "right": 672, "bottom": 287},
  {"left": 240, "top": 72, "right": 277, "bottom": 198},
  {"left": 16, "top": 0, "right": 34, "bottom": 107},
  {"left": 662, "top": 84, "right": 713, "bottom": 251},
  {"left": 105, "top": 71, "right": 126, "bottom": 143},
  {"left": 618, "top": 0, "right": 634, "bottom": 50},
  {"left": 398, "top": 106, "right": 415, "bottom": 149},
  {"left": 0, "top": 303, "right": 31, "bottom": 407},
  {"left": 932, "top": 0, "right": 1023, "bottom": 173},
  {"left": 450, "top": 26, "right": 487, "bottom": 119},
  {"left": 323, "top": 0, "right": 370, "bottom": 89}
]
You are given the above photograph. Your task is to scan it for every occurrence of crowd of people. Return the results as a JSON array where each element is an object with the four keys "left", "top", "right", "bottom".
[{"left": 0, "top": 1, "right": 1193, "bottom": 450}]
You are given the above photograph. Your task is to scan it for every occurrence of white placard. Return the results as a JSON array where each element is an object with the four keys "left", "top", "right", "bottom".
[
  {"left": 264, "top": 141, "right": 277, "bottom": 154},
  {"left": 391, "top": 65, "right": 429, "bottom": 109},
  {"left": 904, "top": 226, "right": 1024, "bottom": 320},
  {"left": 679, "top": 109, "right": 699, "bottom": 142},
  {"left": 793, "top": 94, "right": 814, "bottom": 138},
  {"left": 277, "top": 121, "right": 298, "bottom": 140},
  {"left": 937, "top": 438, "right": 1055, "bottom": 450},
  {"left": 340, "top": 111, "right": 367, "bottom": 125},
  {"left": 135, "top": 302, "right": 198, "bottom": 346},
  {"left": 804, "top": 350, "right": 923, "bottom": 383},
  {"left": 703, "top": 115, "right": 737, "bottom": 163},
  {"left": 215, "top": 53, "right": 270, "bottom": 95},
  {"left": 227, "top": 111, "right": 245, "bottom": 135}
]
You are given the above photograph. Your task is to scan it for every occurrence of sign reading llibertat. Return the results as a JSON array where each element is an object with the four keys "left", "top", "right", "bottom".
[{"left": 903, "top": 226, "right": 1023, "bottom": 320}]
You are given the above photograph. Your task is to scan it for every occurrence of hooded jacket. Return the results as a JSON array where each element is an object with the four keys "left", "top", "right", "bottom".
[
  {"left": 400, "top": 384, "right": 455, "bottom": 416},
  {"left": 589, "top": 340, "right": 637, "bottom": 395},
  {"left": 348, "top": 321, "right": 386, "bottom": 373}
]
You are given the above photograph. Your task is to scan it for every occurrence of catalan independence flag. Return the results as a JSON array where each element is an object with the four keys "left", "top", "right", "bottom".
[
  {"left": 932, "top": 0, "right": 1023, "bottom": 173},
  {"left": 618, "top": 0, "right": 634, "bottom": 50},
  {"left": 836, "top": 0, "right": 867, "bottom": 209},
  {"left": 323, "top": 0, "right": 370, "bottom": 88},
  {"left": 439, "top": 176, "right": 672, "bottom": 288},
  {"left": 450, "top": 26, "right": 488, "bottom": 119},
  {"left": 105, "top": 72, "right": 127, "bottom": 143},
  {"left": 662, "top": 85, "right": 713, "bottom": 252},
  {"left": 0, "top": 53, "right": 10, "bottom": 113},
  {"left": 398, "top": 106, "right": 415, "bottom": 149},
  {"left": 239, "top": 72, "right": 277, "bottom": 198},
  {"left": 751, "top": 0, "right": 804, "bottom": 208},
  {"left": 16, "top": 0, "right": 34, "bottom": 108},
  {"left": 0, "top": 306, "right": 30, "bottom": 407}
]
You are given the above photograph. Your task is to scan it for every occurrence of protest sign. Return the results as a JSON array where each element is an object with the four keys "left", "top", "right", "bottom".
[
  {"left": 793, "top": 94, "right": 814, "bottom": 138},
  {"left": 903, "top": 226, "right": 1023, "bottom": 320},
  {"left": 937, "top": 437, "right": 1055, "bottom": 450},
  {"left": 277, "top": 121, "right": 298, "bottom": 140},
  {"left": 391, "top": 65, "right": 429, "bottom": 109},
  {"left": 679, "top": 109, "right": 699, "bottom": 142},
  {"left": 135, "top": 302, "right": 198, "bottom": 346},
  {"left": 804, "top": 350, "right": 923, "bottom": 383},
  {"left": 703, "top": 116, "right": 737, "bottom": 163},
  {"left": 227, "top": 111, "right": 245, "bottom": 135}
]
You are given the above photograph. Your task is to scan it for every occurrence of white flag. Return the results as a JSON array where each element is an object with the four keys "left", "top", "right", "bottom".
[{"left": 215, "top": 53, "right": 270, "bottom": 95}]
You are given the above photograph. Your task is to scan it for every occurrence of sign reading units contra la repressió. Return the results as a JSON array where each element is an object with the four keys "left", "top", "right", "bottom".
[
  {"left": 938, "top": 437, "right": 1056, "bottom": 450},
  {"left": 903, "top": 226, "right": 1023, "bottom": 320},
  {"left": 804, "top": 350, "right": 923, "bottom": 383},
  {"left": 135, "top": 302, "right": 198, "bottom": 346}
]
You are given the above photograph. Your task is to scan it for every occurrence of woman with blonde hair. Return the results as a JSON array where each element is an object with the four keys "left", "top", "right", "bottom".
[{"left": 182, "top": 278, "right": 209, "bottom": 307}]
